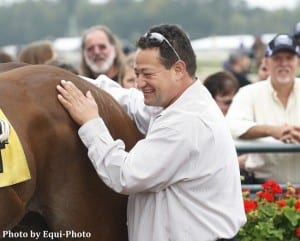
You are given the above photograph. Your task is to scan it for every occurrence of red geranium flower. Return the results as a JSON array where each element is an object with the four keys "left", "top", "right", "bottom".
[
  {"left": 261, "top": 179, "right": 282, "bottom": 194},
  {"left": 244, "top": 200, "right": 257, "bottom": 213},
  {"left": 296, "top": 227, "right": 300, "bottom": 237},
  {"left": 295, "top": 201, "right": 300, "bottom": 211},
  {"left": 240, "top": 179, "right": 300, "bottom": 240},
  {"left": 276, "top": 200, "right": 286, "bottom": 208},
  {"left": 256, "top": 190, "right": 273, "bottom": 202}
]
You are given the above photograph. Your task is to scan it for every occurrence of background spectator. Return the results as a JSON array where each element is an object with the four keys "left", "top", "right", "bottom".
[
  {"left": 118, "top": 52, "right": 137, "bottom": 89},
  {"left": 250, "top": 35, "right": 267, "bottom": 70},
  {"left": 226, "top": 34, "right": 300, "bottom": 184},
  {"left": 18, "top": 40, "right": 55, "bottom": 64},
  {"left": 203, "top": 70, "right": 238, "bottom": 115},
  {"left": 293, "top": 22, "right": 300, "bottom": 46},
  {"left": 80, "top": 25, "right": 126, "bottom": 82},
  {"left": 203, "top": 71, "right": 251, "bottom": 183},
  {"left": 223, "top": 50, "right": 252, "bottom": 88},
  {"left": 257, "top": 56, "right": 269, "bottom": 81}
]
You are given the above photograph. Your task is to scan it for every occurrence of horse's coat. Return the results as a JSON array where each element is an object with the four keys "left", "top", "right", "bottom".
[{"left": 0, "top": 64, "right": 142, "bottom": 241}]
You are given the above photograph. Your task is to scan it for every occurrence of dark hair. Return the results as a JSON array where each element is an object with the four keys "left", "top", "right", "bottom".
[
  {"left": 136, "top": 24, "right": 196, "bottom": 78},
  {"left": 203, "top": 71, "right": 239, "bottom": 98}
]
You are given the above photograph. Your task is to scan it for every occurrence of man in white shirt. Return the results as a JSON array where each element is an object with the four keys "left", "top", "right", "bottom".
[
  {"left": 226, "top": 34, "right": 300, "bottom": 184},
  {"left": 57, "top": 24, "right": 246, "bottom": 241}
]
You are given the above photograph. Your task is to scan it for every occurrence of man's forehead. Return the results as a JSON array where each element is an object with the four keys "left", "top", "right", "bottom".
[
  {"left": 134, "top": 49, "right": 162, "bottom": 69},
  {"left": 135, "top": 48, "right": 160, "bottom": 61},
  {"left": 85, "top": 30, "right": 110, "bottom": 44}
]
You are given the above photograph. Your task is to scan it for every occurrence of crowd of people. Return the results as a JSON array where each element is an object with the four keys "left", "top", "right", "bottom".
[{"left": 0, "top": 21, "right": 300, "bottom": 241}]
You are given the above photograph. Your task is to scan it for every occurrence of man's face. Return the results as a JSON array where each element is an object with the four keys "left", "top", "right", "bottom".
[
  {"left": 215, "top": 91, "right": 236, "bottom": 116},
  {"left": 83, "top": 30, "right": 116, "bottom": 74},
  {"left": 258, "top": 57, "right": 269, "bottom": 81},
  {"left": 122, "top": 66, "right": 138, "bottom": 89},
  {"left": 269, "top": 51, "right": 299, "bottom": 85},
  {"left": 134, "top": 48, "right": 180, "bottom": 108},
  {"left": 240, "top": 55, "right": 251, "bottom": 73}
]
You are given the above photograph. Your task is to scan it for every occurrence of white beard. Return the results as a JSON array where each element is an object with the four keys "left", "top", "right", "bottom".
[
  {"left": 276, "top": 76, "right": 291, "bottom": 84},
  {"left": 276, "top": 67, "right": 292, "bottom": 84},
  {"left": 84, "top": 48, "right": 116, "bottom": 74}
]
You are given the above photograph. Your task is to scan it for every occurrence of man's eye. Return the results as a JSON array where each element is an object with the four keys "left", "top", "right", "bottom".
[
  {"left": 86, "top": 47, "right": 93, "bottom": 52},
  {"left": 144, "top": 73, "right": 153, "bottom": 78}
]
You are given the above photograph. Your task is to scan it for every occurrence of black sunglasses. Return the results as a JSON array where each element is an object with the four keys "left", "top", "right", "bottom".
[{"left": 144, "top": 32, "right": 181, "bottom": 60}]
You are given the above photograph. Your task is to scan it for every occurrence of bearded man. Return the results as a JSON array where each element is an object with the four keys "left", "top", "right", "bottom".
[
  {"left": 226, "top": 34, "right": 300, "bottom": 184},
  {"left": 80, "top": 25, "right": 126, "bottom": 82}
]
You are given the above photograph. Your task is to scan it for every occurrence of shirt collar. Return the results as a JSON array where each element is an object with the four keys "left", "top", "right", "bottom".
[{"left": 158, "top": 80, "right": 201, "bottom": 116}]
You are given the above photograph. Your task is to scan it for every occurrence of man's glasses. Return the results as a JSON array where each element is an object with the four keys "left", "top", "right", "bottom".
[{"left": 144, "top": 32, "right": 181, "bottom": 61}]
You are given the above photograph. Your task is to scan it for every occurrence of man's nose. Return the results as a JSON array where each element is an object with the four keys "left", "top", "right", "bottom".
[
  {"left": 136, "top": 75, "right": 146, "bottom": 89},
  {"left": 91, "top": 46, "right": 102, "bottom": 54}
]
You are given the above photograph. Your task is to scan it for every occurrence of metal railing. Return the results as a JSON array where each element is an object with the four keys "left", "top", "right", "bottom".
[
  {"left": 235, "top": 137, "right": 300, "bottom": 192},
  {"left": 235, "top": 137, "right": 300, "bottom": 154}
]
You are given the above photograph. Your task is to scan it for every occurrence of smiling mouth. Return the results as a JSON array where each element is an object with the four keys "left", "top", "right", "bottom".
[
  {"left": 93, "top": 56, "right": 106, "bottom": 62},
  {"left": 278, "top": 68, "right": 289, "bottom": 73},
  {"left": 143, "top": 88, "right": 154, "bottom": 95}
]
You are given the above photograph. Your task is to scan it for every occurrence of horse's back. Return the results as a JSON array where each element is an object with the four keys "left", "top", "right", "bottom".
[{"left": 0, "top": 64, "right": 140, "bottom": 240}]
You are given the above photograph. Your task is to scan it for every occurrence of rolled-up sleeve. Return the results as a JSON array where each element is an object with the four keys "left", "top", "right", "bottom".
[
  {"left": 226, "top": 86, "right": 257, "bottom": 138},
  {"left": 79, "top": 117, "right": 128, "bottom": 193},
  {"left": 78, "top": 117, "right": 190, "bottom": 195}
]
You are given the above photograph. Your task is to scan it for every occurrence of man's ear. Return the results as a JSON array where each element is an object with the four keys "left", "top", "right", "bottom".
[{"left": 173, "top": 60, "right": 186, "bottom": 78}]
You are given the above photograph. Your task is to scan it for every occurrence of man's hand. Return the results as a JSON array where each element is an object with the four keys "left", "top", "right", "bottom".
[
  {"left": 280, "top": 125, "right": 300, "bottom": 144},
  {"left": 240, "top": 124, "right": 300, "bottom": 144},
  {"left": 56, "top": 80, "right": 99, "bottom": 126},
  {"left": 0, "top": 119, "right": 10, "bottom": 144}
]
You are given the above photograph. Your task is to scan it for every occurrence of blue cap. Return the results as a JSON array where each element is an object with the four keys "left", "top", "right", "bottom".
[
  {"left": 266, "top": 34, "right": 299, "bottom": 57},
  {"left": 293, "top": 22, "right": 300, "bottom": 38}
]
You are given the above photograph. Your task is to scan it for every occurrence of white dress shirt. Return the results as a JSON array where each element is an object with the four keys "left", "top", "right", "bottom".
[
  {"left": 226, "top": 78, "right": 300, "bottom": 183},
  {"left": 79, "top": 77, "right": 246, "bottom": 241}
]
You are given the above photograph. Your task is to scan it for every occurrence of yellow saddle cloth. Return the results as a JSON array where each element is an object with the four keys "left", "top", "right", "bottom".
[{"left": 0, "top": 109, "right": 31, "bottom": 187}]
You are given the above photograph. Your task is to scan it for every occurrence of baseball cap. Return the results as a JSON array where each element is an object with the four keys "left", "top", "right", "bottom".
[
  {"left": 266, "top": 34, "right": 299, "bottom": 57},
  {"left": 293, "top": 22, "right": 300, "bottom": 38}
]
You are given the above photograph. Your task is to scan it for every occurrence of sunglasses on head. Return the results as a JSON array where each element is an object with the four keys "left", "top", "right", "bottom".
[{"left": 144, "top": 32, "right": 181, "bottom": 61}]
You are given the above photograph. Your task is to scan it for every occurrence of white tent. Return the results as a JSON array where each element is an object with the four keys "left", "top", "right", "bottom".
[{"left": 191, "top": 33, "right": 276, "bottom": 52}]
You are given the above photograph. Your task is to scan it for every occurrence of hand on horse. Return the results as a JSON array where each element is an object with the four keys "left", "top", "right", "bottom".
[{"left": 57, "top": 80, "right": 99, "bottom": 126}]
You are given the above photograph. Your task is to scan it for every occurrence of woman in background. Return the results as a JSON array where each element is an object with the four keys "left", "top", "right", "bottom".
[{"left": 18, "top": 40, "right": 55, "bottom": 65}]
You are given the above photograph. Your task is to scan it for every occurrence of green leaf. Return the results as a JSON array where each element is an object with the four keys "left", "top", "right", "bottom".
[{"left": 283, "top": 208, "right": 299, "bottom": 226}]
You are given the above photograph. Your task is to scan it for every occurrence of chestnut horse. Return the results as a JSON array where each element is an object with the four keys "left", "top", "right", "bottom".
[{"left": 0, "top": 64, "right": 142, "bottom": 240}]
